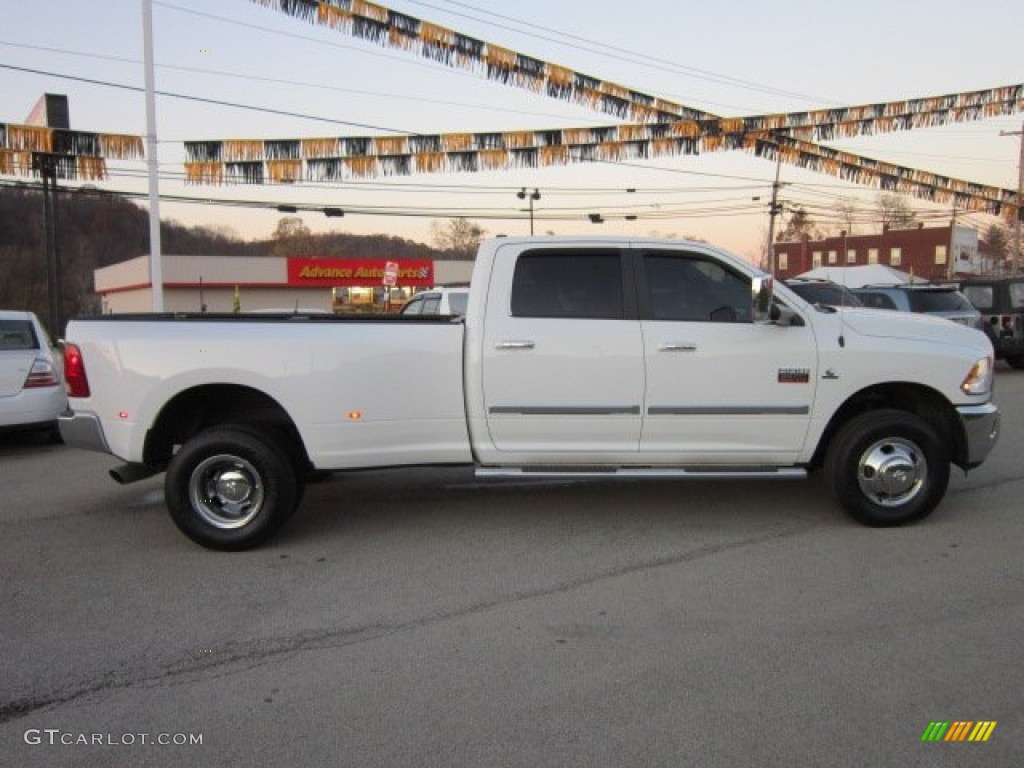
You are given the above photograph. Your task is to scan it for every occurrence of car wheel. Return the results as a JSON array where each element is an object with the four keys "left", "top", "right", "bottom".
[
  {"left": 825, "top": 409, "right": 949, "bottom": 527},
  {"left": 165, "top": 426, "right": 298, "bottom": 550}
]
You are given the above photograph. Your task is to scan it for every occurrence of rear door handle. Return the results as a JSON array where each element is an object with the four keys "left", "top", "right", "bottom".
[
  {"left": 497, "top": 340, "right": 535, "bottom": 350},
  {"left": 658, "top": 342, "right": 697, "bottom": 351}
]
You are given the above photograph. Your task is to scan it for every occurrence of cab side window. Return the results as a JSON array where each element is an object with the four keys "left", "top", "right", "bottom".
[
  {"left": 857, "top": 292, "right": 898, "bottom": 310},
  {"left": 643, "top": 253, "right": 750, "bottom": 323},
  {"left": 511, "top": 252, "right": 625, "bottom": 319}
]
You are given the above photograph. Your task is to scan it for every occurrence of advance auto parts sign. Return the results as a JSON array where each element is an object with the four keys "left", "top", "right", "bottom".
[{"left": 287, "top": 258, "right": 433, "bottom": 287}]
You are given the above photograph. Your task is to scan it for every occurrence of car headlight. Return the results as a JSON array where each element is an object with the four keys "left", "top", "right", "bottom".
[{"left": 961, "top": 356, "right": 994, "bottom": 396}]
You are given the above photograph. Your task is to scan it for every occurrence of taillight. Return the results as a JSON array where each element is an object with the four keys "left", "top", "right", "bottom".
[
  {"left": 23, "top": 359, "right": 59, "bottom": 388},
  {"left": 63, "top": 343, "right": 91, "bottom": 398}
]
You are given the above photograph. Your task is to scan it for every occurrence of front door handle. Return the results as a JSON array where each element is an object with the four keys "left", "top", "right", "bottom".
[
  {"left": 658, "top": 342, "right": 698, "bottom": 351},
  {"left": 497, "top": 340, "right": 535, "bottom": 350}
]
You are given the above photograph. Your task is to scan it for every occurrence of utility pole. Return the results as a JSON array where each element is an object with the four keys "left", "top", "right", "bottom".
[
  {"left": 948, "top": 204, "right": 956, "bottom": 281},
  {"left": 765, "top": 152, "right": 783, "bottom": 275},
  {"left": 1000, "top": 121, "right": 1023, "bottom": 275}
]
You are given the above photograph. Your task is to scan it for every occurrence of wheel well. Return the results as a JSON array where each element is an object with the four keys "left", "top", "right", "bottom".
[
  {"left": 810, "top": 383, "right": 964, "bottom": 470},
  {"left": 143, "top": 384, "right": 309, "bottom": 471}
]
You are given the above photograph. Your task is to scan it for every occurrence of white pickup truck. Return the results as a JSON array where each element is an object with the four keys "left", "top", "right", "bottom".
[{"left": 60, "top": 237, "right": 999, "bottom": 549}]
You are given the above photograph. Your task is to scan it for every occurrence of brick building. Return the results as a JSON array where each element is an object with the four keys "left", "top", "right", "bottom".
[{"left": 773, "top": 224, "right": 982, "bottom": 281}]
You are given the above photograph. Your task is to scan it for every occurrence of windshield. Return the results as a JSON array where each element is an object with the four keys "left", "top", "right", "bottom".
[
  {"left": 788, "top": 283, "right": 861, "bottom": 307},
  {"left": 907, "top": 289, "right": 973, "bottom": 312}
]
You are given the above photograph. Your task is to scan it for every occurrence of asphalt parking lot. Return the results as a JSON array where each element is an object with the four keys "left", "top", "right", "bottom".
[{"left": 1, "top": 369, "right": 1022, "bottom": 767}]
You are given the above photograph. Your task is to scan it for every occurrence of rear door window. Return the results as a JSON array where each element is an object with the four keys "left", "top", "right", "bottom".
[
  {"left": 857, "top": 292, "right": 898, "bottom": 310},
  {"left": 401, "top": 297, "right": 424, "bottom": 315},
  {"left": 511, "top": 251, "right": 625, "bottom": 319}
]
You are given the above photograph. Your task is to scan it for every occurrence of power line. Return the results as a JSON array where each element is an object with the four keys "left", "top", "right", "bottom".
[
  {"left": 0, "top": 177, "right": 766, "bottom": 221},
  {"left": 406, "top": 0, "right": 836, "bottom": 108},
  {"left": 0, "top": 39, "right": 603, "bottom": 126},
  {"left": 0, "top": 62, "right": 415, "bottom": 134}
]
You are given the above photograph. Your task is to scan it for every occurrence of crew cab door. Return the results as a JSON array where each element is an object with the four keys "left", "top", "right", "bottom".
[
  {"left": 479, "top": 246, "right": 644, "bottom": 459},
  {"left": 635, "top": 246, "right": 817, "bottom": 462}
]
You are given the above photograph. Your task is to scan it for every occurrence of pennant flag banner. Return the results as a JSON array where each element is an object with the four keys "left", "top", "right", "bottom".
[
  {"left": 248, "top": 0, "right": 1022, "bottom": 135},
  {"left": 754, "top": 134, "right": 1015, "bottom": 215},
  {"left": 0, "top": 123, "right": 143, "bottom": 181},
  {"left": 183, "top": 115, "right": 1017, "bottom": 216},
  {"left": 245, "top": 0, "right": 1021, "bottom": 218},
  {"left": 249, "top": 0, "right": 713, "bottom": 123}
]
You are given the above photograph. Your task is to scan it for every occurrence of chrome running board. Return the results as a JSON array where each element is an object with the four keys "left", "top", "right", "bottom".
[{"left": 475, "top": 466, "right": 807, "bottom": 481}]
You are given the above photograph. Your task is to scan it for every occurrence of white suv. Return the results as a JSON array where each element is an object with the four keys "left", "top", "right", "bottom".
[
  {"left": 852, "top": 284, "right": 983, "bottom": 330},
  {"left": 399, "top": 286, "right": 469, "bottom": 316},
  {"left": 0, "top": 310, "right": 67, "bottom": 439}
]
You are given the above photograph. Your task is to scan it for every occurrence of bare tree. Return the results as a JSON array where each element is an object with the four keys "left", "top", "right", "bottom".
[
  {"left": 776, "top": 205, "right": 822, "bottom": 242},
  {"left": 984, "top": 222, "right": 1010, "bottom": 270},
  {"left": 431, "top": 218, "right": 486, "bottom": 260},
  {"left": 270, "top": 216, "right": 313, "bottom": 256},
  {"left": 834, "top": 197, "right": 859, "bottom": 236},
  {"left": 876, "top": 193, "right": 917, "bottom": 230}
]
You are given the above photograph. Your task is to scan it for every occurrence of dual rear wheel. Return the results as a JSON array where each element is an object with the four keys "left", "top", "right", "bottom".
[{"left": 165, "top": 426, "right": 302, "bottom": 550}]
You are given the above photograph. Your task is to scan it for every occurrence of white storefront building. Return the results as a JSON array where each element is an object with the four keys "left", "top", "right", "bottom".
[{"left": 95, "top": 254, "right": 475, "bottom": 314}]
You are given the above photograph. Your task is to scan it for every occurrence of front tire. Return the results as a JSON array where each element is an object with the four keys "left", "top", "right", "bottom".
[
  {"left": 825, "top": 409, "right": 949, "bottom": 527},
  {"left": 165, "top": 426, "right": 298, "bottom": 550}
]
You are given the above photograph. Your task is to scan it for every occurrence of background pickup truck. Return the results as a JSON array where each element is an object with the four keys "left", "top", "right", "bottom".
[{"left": 60, "top": 237, "right": 1000, "bottom": 549}]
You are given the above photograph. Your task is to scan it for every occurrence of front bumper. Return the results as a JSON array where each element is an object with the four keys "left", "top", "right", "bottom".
[
  {"left": 956, "top": 402, "right": 1000, "bottom": 469},
  {"left": 58, "top": 410, "right": 111, "bottom": 454}
]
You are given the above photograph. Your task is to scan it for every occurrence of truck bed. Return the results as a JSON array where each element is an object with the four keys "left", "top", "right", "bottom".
[{"left": 65, "top": 314, "right": 472, "bottom": 468}]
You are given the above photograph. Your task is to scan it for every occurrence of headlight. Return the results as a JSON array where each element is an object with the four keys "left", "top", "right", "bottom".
[{"left": 961, "top": 356, "right": 993, "bottom": 396}]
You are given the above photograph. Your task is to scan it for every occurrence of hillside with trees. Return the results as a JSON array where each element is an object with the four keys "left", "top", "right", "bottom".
[{"left": 0, "top": 185, "right": 448, "bottom": 324}]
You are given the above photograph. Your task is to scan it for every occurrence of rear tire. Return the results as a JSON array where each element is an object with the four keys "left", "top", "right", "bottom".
[
  {"left": 825, "top": 409, "right": 949, "bottom": 527},
  {"left": 165, "top": 426, "right": 298, "bottom": 550}
]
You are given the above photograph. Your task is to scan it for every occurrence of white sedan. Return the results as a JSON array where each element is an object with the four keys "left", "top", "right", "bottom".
[{"left": 0, "top": 310, "right": 67, "bottom": 440}]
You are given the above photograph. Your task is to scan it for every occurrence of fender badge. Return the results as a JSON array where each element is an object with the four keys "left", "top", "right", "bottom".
[{"left": 778, "top": 368, "right": 810, "bottom": 383}]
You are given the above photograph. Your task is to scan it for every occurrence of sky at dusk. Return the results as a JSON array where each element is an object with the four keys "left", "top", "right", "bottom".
[{"left": 1, "top": 0, "right": 1022, "bottom": 261}]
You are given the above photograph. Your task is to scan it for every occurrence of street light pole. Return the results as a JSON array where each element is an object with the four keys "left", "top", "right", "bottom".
[
  {"left": 39, "top": 154, "right": 62, "bottom": 337},
  {"left": 517, "top": 188, "right": 540, "bottom": 235},
  {"left": 143, "top": 0, "right": 164, "bottom": 311}
]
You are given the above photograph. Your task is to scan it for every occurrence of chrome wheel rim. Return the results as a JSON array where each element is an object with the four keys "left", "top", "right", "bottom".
[
  {"left": 188, "top": 454, "right": 265, "bottom": 529},
  {"left": 856, "top": 437, "right": 927, "bottom": 508}
]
